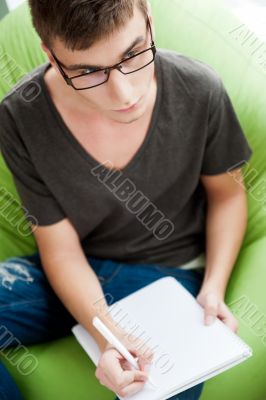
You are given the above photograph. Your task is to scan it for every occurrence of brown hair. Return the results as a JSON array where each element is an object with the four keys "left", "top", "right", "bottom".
[{"left": 28, "top": 0, "right": 148, "bottom": 51}]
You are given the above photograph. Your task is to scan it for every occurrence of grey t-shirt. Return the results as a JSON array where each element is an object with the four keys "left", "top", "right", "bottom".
[{"left": 0, "top": 49, "right": 253, "bottom": 267}]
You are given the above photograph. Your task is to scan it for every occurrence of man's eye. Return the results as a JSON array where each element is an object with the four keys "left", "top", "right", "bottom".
[
  {"left": 80, "top": 68, "right": 99, "bottom": 74},
  {"left": 125, "top": 50, "right": 138, "bottom": 59}
]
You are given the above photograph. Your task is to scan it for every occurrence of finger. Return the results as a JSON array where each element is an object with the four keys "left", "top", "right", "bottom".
[
  {"left": 219, "top": 303, "right": 239, "bottom": 332},
  {"left": 115, "top": 369, "right": 148, "bottom": 397},
  {"left": 120, "top": 357, "right": 150, "bottom": 382},
  {"left": 102, "top": 350, "right": 148, "bottom": 387},
  {"left": 204, "top": 293, "right": 219, "bottom": 325},
  {"left": 122, "top": 368, "right": 149, "bottom": 386},
  {"left": 116, "top": 379, "right": 147, "bottom": 398}
]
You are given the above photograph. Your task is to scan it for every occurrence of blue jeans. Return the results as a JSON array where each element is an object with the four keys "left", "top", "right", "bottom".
[{"left": 0, "top": 252, "right": 205, "bottom": 400}]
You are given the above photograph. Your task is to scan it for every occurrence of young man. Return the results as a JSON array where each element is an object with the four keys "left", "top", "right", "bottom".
[{"left": 0, "top": 0, "right": 252, "bottom": 399}]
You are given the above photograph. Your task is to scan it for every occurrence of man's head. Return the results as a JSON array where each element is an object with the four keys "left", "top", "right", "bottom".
[{"left": 29, "top": 0, "right": 156, "bottom": 124}]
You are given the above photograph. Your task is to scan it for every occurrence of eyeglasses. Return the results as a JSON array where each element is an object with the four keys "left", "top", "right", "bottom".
[{"left": 49, "top": 16, "right": 156, "bottom": 90}]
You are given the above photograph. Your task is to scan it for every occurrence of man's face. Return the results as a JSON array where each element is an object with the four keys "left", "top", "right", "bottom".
[{"left": 44, "top": 5, "right": 155, "bottom": 125}]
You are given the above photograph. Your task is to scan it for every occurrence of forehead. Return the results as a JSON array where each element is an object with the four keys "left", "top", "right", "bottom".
[{"left": 52, "top": 6, "right": 147, "bottom": 67}]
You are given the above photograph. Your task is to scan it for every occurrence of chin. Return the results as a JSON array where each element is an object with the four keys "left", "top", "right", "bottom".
[
  {"left": 114, "top": 112, "right": 143, "bottom": 124},
  {"left": 111, "top": 103, "right": 146, "bottom": 124}
]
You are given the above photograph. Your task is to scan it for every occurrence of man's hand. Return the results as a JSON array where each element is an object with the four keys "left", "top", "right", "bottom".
[
  {"left": 196, "top": 288, "right": 239, "bottom": 333},
  {"left": 95, "top": 332, "right": 154, "bottom": 398}
]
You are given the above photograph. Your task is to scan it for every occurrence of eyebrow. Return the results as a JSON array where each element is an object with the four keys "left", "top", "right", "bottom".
[{"left": 61, "top": 35, "right": 145, "bottom": 71}]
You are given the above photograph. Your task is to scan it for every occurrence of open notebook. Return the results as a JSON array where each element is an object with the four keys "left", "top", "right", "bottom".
[{"left": 72, "top": 277, "right": 252, "bottom": 400}]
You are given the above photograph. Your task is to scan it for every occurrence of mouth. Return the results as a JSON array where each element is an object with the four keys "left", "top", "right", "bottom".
[{"left": 113, "top": 97, "right": 142, "bottom": 113}]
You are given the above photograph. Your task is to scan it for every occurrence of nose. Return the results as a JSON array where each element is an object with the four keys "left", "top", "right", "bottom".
[{"left": 107, "top": 67, "right": 134, "bottom": 106}]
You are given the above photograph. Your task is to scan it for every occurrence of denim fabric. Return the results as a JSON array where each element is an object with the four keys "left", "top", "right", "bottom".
[{"left": 0, "top": 252, "right": 204, "bottom": 400}]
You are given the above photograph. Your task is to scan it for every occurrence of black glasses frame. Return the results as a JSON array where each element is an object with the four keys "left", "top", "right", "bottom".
[{"left": 49, "top": 16, "right": 156, "bottom": 90}]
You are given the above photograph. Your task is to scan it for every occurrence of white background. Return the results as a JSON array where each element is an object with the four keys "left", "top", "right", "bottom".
[{"left": 6, "top": 0, "right": 25, "bottom": 10}]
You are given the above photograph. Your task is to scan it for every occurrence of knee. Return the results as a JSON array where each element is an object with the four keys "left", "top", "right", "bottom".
[
  {"left": 0, "top": 258, "right": 36, "bottom": 349},
  {"left": 0, "top": 258, "right": 35, "bottom": 292}
]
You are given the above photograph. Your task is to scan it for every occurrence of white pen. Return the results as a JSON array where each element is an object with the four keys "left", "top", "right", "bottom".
[{"left": 92, "top": 316, "right": 157, "bottom": 389}]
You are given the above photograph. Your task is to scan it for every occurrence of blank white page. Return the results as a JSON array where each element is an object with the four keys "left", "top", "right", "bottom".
[{"left": 72, "top": 277, "right": 252, "bottom": 400}]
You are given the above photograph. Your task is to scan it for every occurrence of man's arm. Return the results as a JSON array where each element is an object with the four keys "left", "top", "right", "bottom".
[
  {"left": 198, "top": 168, "right": 248, "bottom": 331},
  {"left": 31, "top": 218, "right": 123, "bottom": 351}
]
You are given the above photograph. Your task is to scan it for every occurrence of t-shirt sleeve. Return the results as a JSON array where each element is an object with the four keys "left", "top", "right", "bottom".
[
  {"left": 0, "top": 103, "right": 66, "bottom": 226},
  {"left": 201, "top": 77, "right": 253, "bottom": 175}
]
